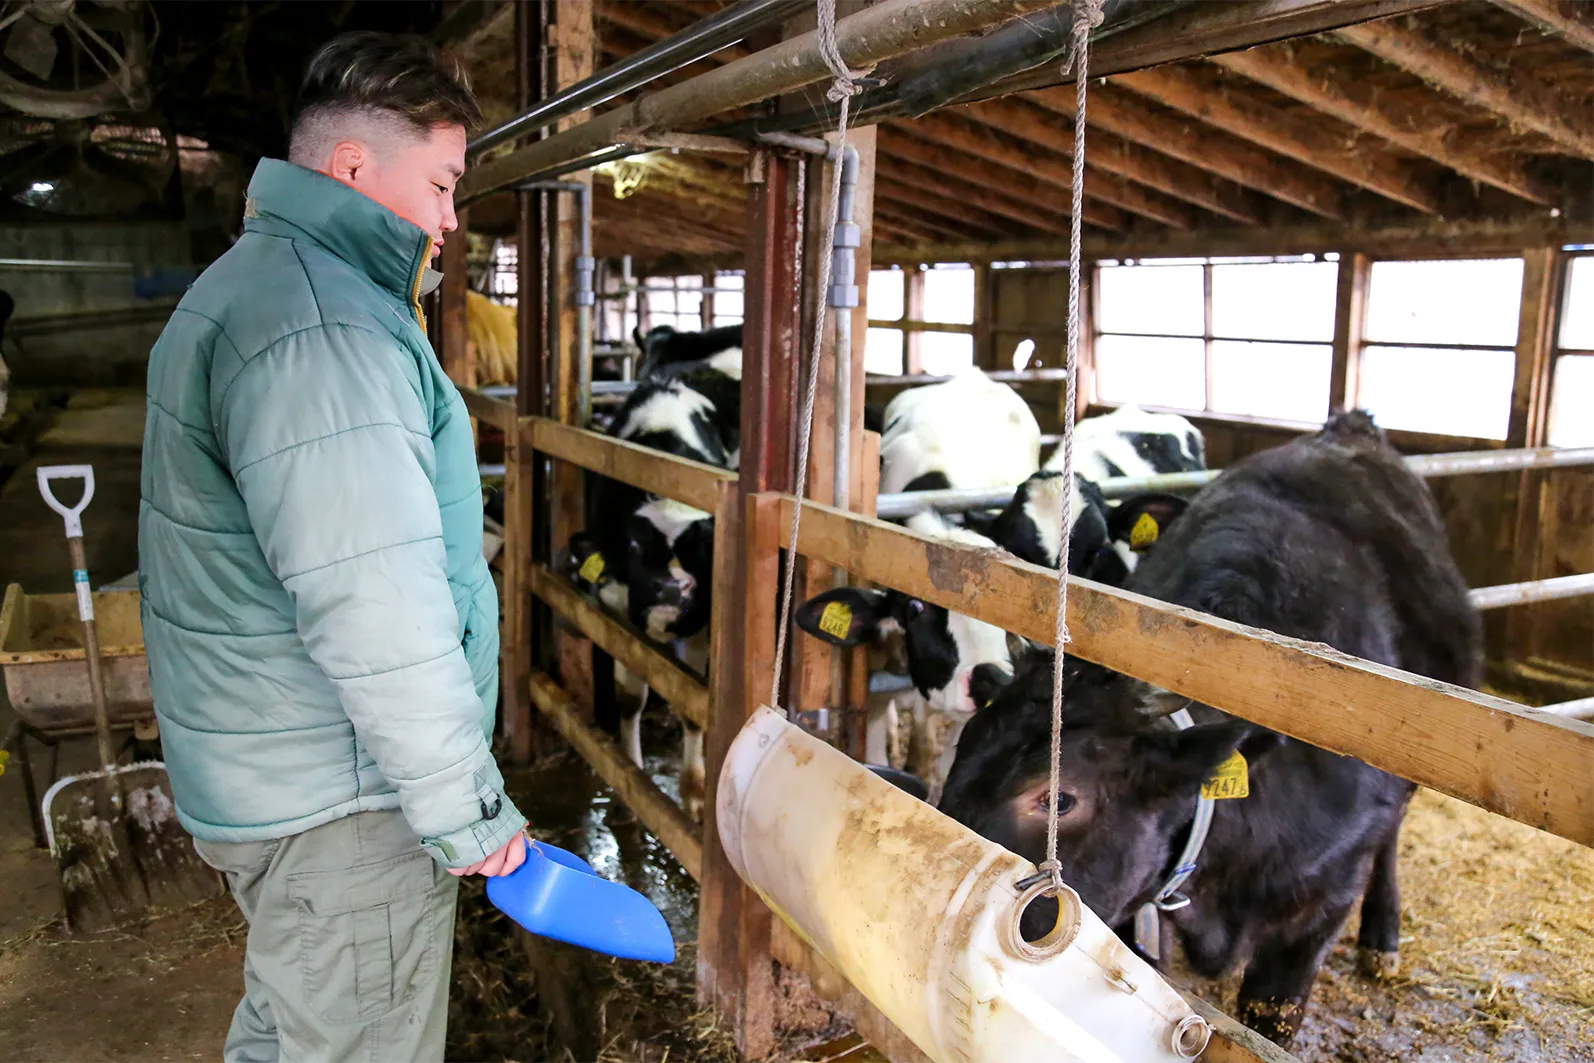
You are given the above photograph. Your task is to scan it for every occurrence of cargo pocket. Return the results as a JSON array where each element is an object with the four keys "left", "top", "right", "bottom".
[{"left": 287, "top": 848, "right": 443, "bottom": 1024}]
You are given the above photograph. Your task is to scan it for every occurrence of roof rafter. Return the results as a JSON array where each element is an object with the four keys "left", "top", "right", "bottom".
[
  {"left": 1338, "top": 19, "right": 1594, "bottom": 159},
  {"left": 1213, "top": 45, "right": 1558, "bottom": 206},
  {"left": 954, "top": 98, "right": 1198, "bottom": 229},
  {"left": 882, "top": 154, "right": 1081, "bottom": 237},
  {"left": 1489, "top": 0, "right": 1594, "bottom": 52},
  {"left": 1110, "top": 65, "right": 1443, "bottom": 214},
  {"left": 1026, "top": 84, "right": 1344, "bottom": 219}
]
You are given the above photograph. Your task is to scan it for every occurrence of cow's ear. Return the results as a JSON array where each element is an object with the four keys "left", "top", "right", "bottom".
[
  {"left": 970, "top": 662, "right": 1016, "bottom": 710},
  {"left": 632, "top": 325, "right": 646, "bottom": 350},
  {"left": 1109, "top": 493, "right": 1190, "bottom": 553},
  {"left": 567, "top": 532, "right": 608, "bottom": 585},
  {"left": 1129, "top": 721, "right": 1251, "bottom": 803},
  {"left": 796, "top": 587, "right": 891, "bottom": 647}
]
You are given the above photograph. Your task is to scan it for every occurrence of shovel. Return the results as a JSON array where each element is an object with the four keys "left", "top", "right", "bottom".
[
  {"left": 37, "top": 465, "right": 221, "bottom": 932},
  {"left": 486, "top": 835, "right": 676, "bottom": 963}
]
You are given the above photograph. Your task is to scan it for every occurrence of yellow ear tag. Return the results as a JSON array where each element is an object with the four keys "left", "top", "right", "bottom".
[
  {"left": 1202, "top": 751, "right": 1249, "bottom": 800},
  {"left": 1130, "top": 512, "right": 1160, "bottom": 551},
  {"left": 0, "top": 748, "right": 8, "bottom": 779},
  {"left": 818, "top": 600, "right": 853, "bottom": 641},
  {"left": 578, "top": 552, "right": 606, "bottom": 584}
]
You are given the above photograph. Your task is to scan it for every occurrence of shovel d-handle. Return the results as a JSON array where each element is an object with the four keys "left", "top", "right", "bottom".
[{"left": 37, "top": 464, "right": 116, "bottom": 773}]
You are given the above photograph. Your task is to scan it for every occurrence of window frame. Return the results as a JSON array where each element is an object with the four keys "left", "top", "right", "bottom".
[
  {"left": 866, "top": 263, "right": 977, "bottom": 377},
  {"left": 1089, "top": 255, "right": 1338, "bottom": 426},
  {"left": 1547, "top": 250, "right": 1594, "bottom": 448}
]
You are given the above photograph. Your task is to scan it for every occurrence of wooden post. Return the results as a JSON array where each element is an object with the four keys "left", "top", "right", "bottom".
[
  {"left": 699, "top": 147, "right": 804, "bottom": 1060},
  {"left": 550, "top": 0, "right": 596, "bottom": 716},
  {"left": 701, "top": 270, "right": 716, "bottom": 330},
  {"left": 1504, "top": 247, "right": 1564, "bottom": 666},
  {"left": 500, "top": 0, "right": 549, "bottom": 766},
  {"left": 1077, "top": 257, "right": 1097, "bottom": 422},
  {"left": 440, "top": 209, "right": 472, "bottom": 388},
  {"left": 904, "top": 266, "right": 925, "bottom": 374},
  {"left": 973, "top": 261, "right": 994, "bottom": 369},
  {"left": 1329, "top": 252, "right": 1370, "bottom": 412}
]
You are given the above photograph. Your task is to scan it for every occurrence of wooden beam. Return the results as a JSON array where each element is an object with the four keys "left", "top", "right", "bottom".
[
  {"left": 871, "top": 209, "right": 1594, "bottom": 265},
  {"left": 874, "top": 175, "right": 1034, "bottom": 239},
  {"left": 1212, "top": 45, "right": 1558, "bottom": 206},
  {"left": 907, "top": 111, "right": 1261, "bottom": 226},
  {"left": 954, "top": 99, "right": 1198, "bottom": 229},
  {"left": 1492, "top": 0, "right": 1594, "bottom": 50},
  {"left": 873, "top": 198, "right": 993, "bottom": 244},
  {"left": 529, "top": 564, "right": 710, "bottom": 729},
  {"left": 1329, "top": 253, "right": 1370, "bottom": 412},
  {"left": 880, "top": 156, "right": 1075, "bottom": 237},
  {"left": 527, "top": 668, "right": 704, "bottom": 879},
  {"left": 459, "top": 389, "right": 518, "bottom": 430},
  {"left": 527, "top": 417, "right": 733, "bottom": 511},
  {"left": 1338, "top": 20, "right": 1594, "bottom": 160},
  {"left": 1111, "top": 65, "right": 1443, "bottom": 214},
  {"left": 440, "top": 209, "right": 472, "bottom": 386},
  {"left": 1026, "top": 84, "right": 1345, "bottom": 219},
  {"left": 775, "top": 498, "right": 1594, "bottom": 848},
  {"left": 1329, "top": 253, "right": 1370, "bottom": 411},
  {"left": 1506, "top": 247, "right": 1561, "bottom": 448},
  {"left": 883, "top": 122, "right": 1135, "bottom": 231}
]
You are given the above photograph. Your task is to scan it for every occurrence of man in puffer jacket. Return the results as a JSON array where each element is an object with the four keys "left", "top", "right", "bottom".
[{"left": 139, "top": 32, "right": 525, "bottom": 1062}]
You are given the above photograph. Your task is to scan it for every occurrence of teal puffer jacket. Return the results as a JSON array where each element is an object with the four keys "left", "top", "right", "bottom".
[{"left": 139, "top": 158, "right": 524, "bottom": 868}]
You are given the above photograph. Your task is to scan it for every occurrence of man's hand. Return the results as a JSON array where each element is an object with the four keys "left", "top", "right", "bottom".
[{"left": 448, "top": 831, "right": 528, "bottom": 877}]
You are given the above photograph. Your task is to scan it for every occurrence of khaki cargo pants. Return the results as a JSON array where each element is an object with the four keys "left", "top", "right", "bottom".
[{"left": 194, "top": 809, "right": 459, "bottom": 1063}]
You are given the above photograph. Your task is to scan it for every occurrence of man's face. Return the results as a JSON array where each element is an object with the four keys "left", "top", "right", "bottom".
[{"left": 338, "top": 123, "right": 465, "bottom": 261}]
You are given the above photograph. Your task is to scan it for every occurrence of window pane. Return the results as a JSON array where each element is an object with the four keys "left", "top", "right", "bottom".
[
  {"left": 1359, "top": 345, "right": 1515, "bottom": 439},
  {"left": 923, "top": 266, "right": 975, "bottom": 325},
  {"left": 868, "top": 269, "right": 904, "bottom": 321},
  {"left": 921, "top": 331, "right": 974, "bottom": 375},
  {"left": 1211, "top": 261, "right": 1336, "bottom": 341},
  {"left": 1547, "top": 354, "right": 1594, "bottom": 447},
  {"left": 1095, "top": 334, "right": 1205, "bottom": 410},
  {"left": 865, "top": 328, "right": 904, "bottom": 375},
  {"left": 714, "top": 289, "right": 744, "bottom": 321},
  {"left": 676, "top": 289, "right": 703, "bottom": 323},
  {"left": 1559, "top": 256, "right": 1594, "bottom": 351},
  {"left": 1366, "top": 258, "right": 1523, "bottom": 347},
  {"left": 1097, "top": 264, "right": 1203, "bottom": 335},
  {"left": 1209, "top": 341, "right": 1331, "bottom": 423}
]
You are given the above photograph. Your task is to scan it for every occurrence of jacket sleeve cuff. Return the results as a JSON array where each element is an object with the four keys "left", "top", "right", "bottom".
[{"left": 416, "top": 771, "right": 528, "bottom": 869}]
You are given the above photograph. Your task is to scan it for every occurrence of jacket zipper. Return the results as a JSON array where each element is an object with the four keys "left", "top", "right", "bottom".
[{"left": 410, "top": 236, "right": 435, "bottom": 337}]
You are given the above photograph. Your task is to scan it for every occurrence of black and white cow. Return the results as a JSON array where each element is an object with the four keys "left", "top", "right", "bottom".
[
  {"left": 1056, "top": 403, "right": 1206, "bottom": 482},
  {"left": 566, "top": 337, "right": 743, "bottom": 821},
  {"left": 939, "top": 410, "right": 1481, "bottom": 1048},
  {"left": 633, "top": 322, "right": 742, "bottom": 382}
]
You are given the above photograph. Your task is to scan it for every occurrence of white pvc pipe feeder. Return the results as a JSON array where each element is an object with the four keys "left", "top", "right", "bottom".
[{"left": 719, "top": 706, "right": 1212, "bottom": 1063}]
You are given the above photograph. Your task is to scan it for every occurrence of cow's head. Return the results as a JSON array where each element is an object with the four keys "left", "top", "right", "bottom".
[
  {"left": 939, "top": 650, "right": 1277, "bottom": 928},
  {"left": 985, "top": 472, "right": 1189, "bottom": 586},
  {"left": 569, "top": 497, "right": 714, "bottom": 641},
  {"left": 1072, "top": 406, "right": 1207, "bottom": 481}
]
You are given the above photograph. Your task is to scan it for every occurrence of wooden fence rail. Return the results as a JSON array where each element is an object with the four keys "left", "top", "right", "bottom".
[
  {"left": 771, "top": 494, "right": 1594, "bottom": 848},
  {"left": 528, "top": 417, "right": 734, "bottom": 511}
]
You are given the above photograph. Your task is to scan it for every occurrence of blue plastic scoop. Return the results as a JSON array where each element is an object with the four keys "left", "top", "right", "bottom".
[{"left": 485, "top": 837, "right": 676, "bottom": 963}]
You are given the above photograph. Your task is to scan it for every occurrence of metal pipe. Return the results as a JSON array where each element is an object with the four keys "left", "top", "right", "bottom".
[
  {"left": 468, "top": 0, "right": 807, "bottom": 157},
  {"left": 1537, "top": 696, "right": 1594, "bottom": 722},
  {"left": 0, "top": 258, "right": 135, "bottom": 272},
  {"left": 875, "top": 446, "right": 1594, "bottom": 519},
  {"left": 479, "top": 464, "right": 507, "bottom": 478},
  {"left": 865, "top": 368, "right": 1070, "bottom": 386},
  {"left": 1468, "top": 573, "right": 1594, "bottom": 611},
  {"left": 460, "top": 0, "right": 1061, "bottom": 198},
  {"left": 832, "top": 145, "right": 861, "bottom": 519}
]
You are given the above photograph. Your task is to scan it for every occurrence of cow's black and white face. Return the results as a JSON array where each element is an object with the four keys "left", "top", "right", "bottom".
[
  {"left": 986, "top": 471, "right": 1121, "bottom": 582},
  {"left": 1062, "top": 405, "right": 1206, "bottom": 481},
  {"left": 796, "top": 513, "right": 1022, "bottom": 715},
  {"left": 569, "top": 498, "right": 714, "bottom": 642}
]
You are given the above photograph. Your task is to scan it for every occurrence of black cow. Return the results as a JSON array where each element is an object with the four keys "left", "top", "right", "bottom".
[{"left": 939, "top": 410, "right": 1481, "bottom": 1048}]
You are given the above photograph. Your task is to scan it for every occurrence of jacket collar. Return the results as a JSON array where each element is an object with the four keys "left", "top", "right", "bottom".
[{"left": 242, "top": 158, "right": 436, "bottom": 300}]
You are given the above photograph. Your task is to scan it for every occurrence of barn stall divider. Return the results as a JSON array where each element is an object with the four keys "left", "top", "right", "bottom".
[{"left": 433, "top": 0, "right": 1594, "bottom": 1060}]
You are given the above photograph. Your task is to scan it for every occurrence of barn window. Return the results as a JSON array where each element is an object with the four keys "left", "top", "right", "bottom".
[
  {"left": 1359, "top": 257, "right": 1523, "bottom": 440},
  {"left": 1548, "top": 254, "right": 1594, "bottom": 447},
  {"left": 865, "top": 267, "right": 906, "bottom": 374},
  {"left": 488, "top": 241, "right": 518, "bottom": 305},
  {"left": 917, "top": 263, "right": 976, "bottom": 375},
  {"left": 1093, "top": 256, "right": 1335, "bottom": 422},
  {"left": 642, "top": 275, "right": 706, "bottom": 331},
  {"left": 713, "top": 271, "right": 745, "bottom": 327}
]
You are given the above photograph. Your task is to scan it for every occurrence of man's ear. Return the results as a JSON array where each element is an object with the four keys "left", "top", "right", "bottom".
[{"left": 795, "top": 587, "right": 894, "bottom": 647}]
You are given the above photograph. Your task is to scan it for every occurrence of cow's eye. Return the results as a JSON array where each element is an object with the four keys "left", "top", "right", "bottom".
[{"left": 1035, "top": 790, "right": 1077, "bottom": 816}]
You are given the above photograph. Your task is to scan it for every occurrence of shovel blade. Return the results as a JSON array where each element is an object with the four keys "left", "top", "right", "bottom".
[{"left": 45, "top": 764, "right": 222, "bottom": 933}]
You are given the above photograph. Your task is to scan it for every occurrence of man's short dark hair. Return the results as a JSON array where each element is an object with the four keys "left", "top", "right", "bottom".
[{"left": 288, "top": 31, "right": 481, "bottom": 164}]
